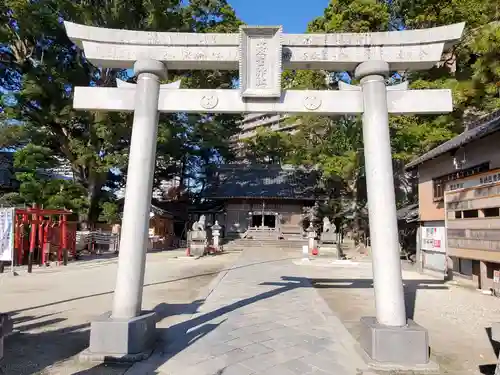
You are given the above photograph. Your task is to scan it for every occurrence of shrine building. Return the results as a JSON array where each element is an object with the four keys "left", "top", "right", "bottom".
[{"left": 202, "top": 164, "right": 322, "bottom": 240}]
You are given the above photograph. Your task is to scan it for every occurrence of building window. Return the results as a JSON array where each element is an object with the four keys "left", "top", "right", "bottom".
[
  {"left": 433, "top": 162, "right": 490, "bottom": 201},
  {"left": 433, "top": 180, "right": 445, "bottom": 200},
  {"left": 448, "top": 183, "right": 464, "bottom": 191},
  {"left": 480, "top": 172, "right": 500, "bottom": 184},
  {"left": 483, "top": 207, "right": 500, "bottom": 217},
  {"left": 463, "top": 209, "right": 479, "bottom": 218}
]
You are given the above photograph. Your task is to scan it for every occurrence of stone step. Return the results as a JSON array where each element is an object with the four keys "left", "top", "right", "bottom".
[
  {"left": 224, "top": 236, "right": 306, "bottom": 241},
  {"left": 224, "top": 238, "right": 307, "bottom": 243},
  {"left": 223, "top": 239, "right": 308, "bottom": 249}
]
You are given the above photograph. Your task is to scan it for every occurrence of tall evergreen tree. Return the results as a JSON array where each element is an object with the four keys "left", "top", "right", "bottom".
[{"left": 0, "top": 0, "right": 242, "bottom": 223}]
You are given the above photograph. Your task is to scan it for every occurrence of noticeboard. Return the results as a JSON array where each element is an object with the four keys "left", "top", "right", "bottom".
[
  {"left": 421, "top": 226, "right": 446, "bottom": 253},
  {"left": 0, "top": 208, "right": 15, "bottom": 262}
]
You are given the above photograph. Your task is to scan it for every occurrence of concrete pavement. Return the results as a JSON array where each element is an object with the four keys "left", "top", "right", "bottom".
[
  {"left": 127, "top": 248, "right": 374, "bottom": 375},
  {"left": 0, "top": 250, "right": 239, "bottom": 375}
]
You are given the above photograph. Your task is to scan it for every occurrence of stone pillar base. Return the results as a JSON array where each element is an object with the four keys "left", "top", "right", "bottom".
[
  {"left": 0, "top": 313, "right": 13, "bottom": 361},
  {"left": 80, "top": 311, "right": 156, "bottom": 363},
  {"left": 319, "top": 245, "right": 343, "bottom": 259},
  {"left": 189, "top": 243, "right": 207, "bottom": 257},
  {"left": 492, "top": 322, "right": 500, "bottom": 342},
  {"left": 359, "top": 316, "right": 438, "bottom": 371}
]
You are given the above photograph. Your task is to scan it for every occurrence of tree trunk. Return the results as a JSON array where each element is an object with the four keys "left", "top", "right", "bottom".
[
  {"left": 348, "top": 174, "right": 362, "bottom": 246},
  {"left": 86, "top": 172, "right": 106, "bottom": 228},
  {"left": 178, "top": 157, "right": 187, "bottom": 200},
  {"left": 353, "top": 214, "right": 361, "bottom": 246}
]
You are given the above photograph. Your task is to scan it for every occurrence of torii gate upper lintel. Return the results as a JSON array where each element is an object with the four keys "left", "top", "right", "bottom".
[{"left": 64, "top": 21, "right": 465, "bottom": 367}]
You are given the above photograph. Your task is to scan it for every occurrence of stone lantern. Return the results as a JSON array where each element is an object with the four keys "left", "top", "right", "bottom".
[
  {"left": 306, "top": 222, "right": 316, "bottom": 252},
  {"left": 212, "top": 221, "right": 222, "bottom": 252}
]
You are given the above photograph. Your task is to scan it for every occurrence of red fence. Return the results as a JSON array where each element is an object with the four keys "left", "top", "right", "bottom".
[{"left": 13, "top": 207, "right": 76, "bottom": 273}]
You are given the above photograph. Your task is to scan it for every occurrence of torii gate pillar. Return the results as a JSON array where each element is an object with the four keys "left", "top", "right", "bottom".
[
  {"left": 357, "top": 60, "right": 407, "bottom": 327},
  {"left": 112, "top": 60, "right": 165, "bottom": 320},
  {"left": 355, "top": 60, "right": 432, "bottom": 367},
  {"left": 84, "top": 60, "right": 167, "bottom": 361}
]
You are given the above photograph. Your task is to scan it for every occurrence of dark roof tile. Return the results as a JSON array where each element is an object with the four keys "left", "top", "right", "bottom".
[
  {"left": 406, "top": 110, "right": 500, "bottom": 169},
  {"left": 203, "top": 164, "right": 321, "bottom": 200}
]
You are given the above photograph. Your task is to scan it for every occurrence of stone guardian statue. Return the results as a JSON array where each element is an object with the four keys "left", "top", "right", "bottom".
[{"left": 188, "top": 215, "right": 207, "bottom": 257}]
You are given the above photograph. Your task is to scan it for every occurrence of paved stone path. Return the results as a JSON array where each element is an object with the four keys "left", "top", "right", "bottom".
[{"left": 127, "top": 249, "right": 373, "bottom": 375}]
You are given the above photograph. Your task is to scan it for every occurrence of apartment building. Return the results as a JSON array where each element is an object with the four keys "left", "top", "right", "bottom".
[{"left": 230, "top": 113, "right": 301, "bottom": 158}]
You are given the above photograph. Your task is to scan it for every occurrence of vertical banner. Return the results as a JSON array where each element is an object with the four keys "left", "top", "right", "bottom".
[{"left": 0, "top": 208, "right": 15, "bottom": 262}]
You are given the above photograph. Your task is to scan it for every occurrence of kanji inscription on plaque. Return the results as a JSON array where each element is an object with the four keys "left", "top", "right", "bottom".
[{"left": 239, "top": 26, "right": 282, "bottom": 98}]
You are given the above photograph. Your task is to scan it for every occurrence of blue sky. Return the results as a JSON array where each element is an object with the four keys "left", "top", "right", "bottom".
[{"left": 227, "top": 0, "right": 329, "bottom": 33}]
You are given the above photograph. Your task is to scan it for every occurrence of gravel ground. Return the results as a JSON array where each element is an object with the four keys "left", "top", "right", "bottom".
[
  {"left": 0, "top": 250, "right": 239, "bottom": 375},
  {"left": 301, "top": 255, "right": 500, "bottom": 375}
]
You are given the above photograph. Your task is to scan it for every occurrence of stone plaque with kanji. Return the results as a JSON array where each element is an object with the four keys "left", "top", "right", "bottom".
[{"left": 239, "top": 26, "right": 282, "bottom": 98}]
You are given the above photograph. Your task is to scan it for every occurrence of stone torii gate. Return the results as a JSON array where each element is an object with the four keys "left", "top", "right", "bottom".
[{"left": 64, "top": 21, "right": 464, "bottom": 366}]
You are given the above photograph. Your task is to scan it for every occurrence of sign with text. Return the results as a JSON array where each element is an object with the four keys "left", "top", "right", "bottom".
[
  {"left": 421, "top": 226, "right": 446, "bottom": 253},
  {"left": 0, "top": 208, "right": 15, "bottom": 262},
  {"left": 239, "top": 26, "right": 282, "bottom": 98}
]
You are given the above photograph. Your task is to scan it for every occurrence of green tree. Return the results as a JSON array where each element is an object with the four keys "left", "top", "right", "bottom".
[
  {"left": 242, "top": 128, "right": 293, "bottom": 164},
  {"left": 288, "top": 116, "right": 368, "bottom": 243},
  {"left": 99, "top": 200, "right": 121, "bottom": 224},
  {"left": 308, "top": 0, "right": 390, "bottom": 33},
  {"left": 0, "top": 144, "right": 87, "bottom": 210},
  {"left": 392, "top": 0, "right": 500, "bottom": 134},
  {"left": 274, "top": 0, "right": 393, "bottom": 240},
  {"left": 1, "top": 0, "right": 242, "bottom": 223}
]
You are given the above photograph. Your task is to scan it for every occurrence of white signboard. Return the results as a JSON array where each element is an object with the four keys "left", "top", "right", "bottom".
[
  {"left": 445, "top": 169, "right": 500, "bottom": 193},
  {"left": 0, "top": 208, "right": 15, "bottom": 262},
  {"left": 421, "top": 226, "right": 445, "bottom": 253}
]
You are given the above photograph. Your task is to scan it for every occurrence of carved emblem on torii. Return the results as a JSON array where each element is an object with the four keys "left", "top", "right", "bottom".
[{"left": 200, "top": 95, "right": 218, "bottom": 109}]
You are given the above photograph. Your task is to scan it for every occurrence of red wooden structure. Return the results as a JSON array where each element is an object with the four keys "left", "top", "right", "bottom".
[{"left": 13, "top": 207, "right": 76, "bottom": 273}]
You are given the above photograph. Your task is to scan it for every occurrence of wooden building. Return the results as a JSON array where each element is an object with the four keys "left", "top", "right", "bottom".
[
  {"left": 148, "top": 204, "right": 176, "bottom": 249},
  {"left": 111, "top": 199, "right": 186, "bottom": 249},
  {"left": 445, "top": 170, "right": 500, "bottom": 290},
  {"left": 203, "top": 164, "right": 321, "bottom": 240},
  {"left": 406, "top": 110, "right": 500, "bottom": 288}
]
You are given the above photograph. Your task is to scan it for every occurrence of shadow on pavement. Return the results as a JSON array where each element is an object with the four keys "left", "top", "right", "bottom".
[
  {"left": 2, "top": 257, "right": 296, "bottom": 374},
  {"left": 4, "top": 268, "right": 445, "bottom": 374},
  {"left": 1, "top": 312, "right": 90, "bottom": 375},
  {"left": 310, "top": 277, "right": 448, "bottom": 320},
  {"left": 70, "top": 363, "right": 132, "bottom": 374},
  {"left": 121, "top": 275, "right": 450, "bottom": 373},
  {"left": 479, "top": 327, "right": 500, "bottom": 375},
  {"left": 127, "top": 275, "right": 312, "bottom": 373},
  {"left": 8, "top": 256, "right": 298, "bottom": 316},
  {"left": 1, "top": 300, "right": 217, "bottom": 375}
]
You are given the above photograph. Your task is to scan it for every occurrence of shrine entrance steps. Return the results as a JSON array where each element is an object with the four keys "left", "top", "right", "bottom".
[{"left": 223, "top": 238, "right": 308, "bottom": 251}]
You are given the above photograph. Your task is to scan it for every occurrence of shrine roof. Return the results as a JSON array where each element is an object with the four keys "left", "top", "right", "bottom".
[
  {"left": 203, "top": 164, "right": 322, "bottom": 200},
  {"left": 396, "top": 203, "right": 419, "bottom": 223}
]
